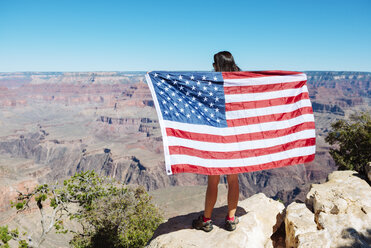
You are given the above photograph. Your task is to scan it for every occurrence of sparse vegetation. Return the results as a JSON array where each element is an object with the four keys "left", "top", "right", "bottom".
[
  {"left": 325, "top": 112, "right": 371, "bottom": 177},
  {"left": 2, "top": 171, "right": 163, "bottom": 248}
]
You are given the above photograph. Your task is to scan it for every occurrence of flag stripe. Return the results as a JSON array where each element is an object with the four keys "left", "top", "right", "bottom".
[
  {"left": 224, "top": 80, "right": 306, "bottom": 95},
  {"left": 223, "top": 74, "right": 306, "bottom": 86},
  {"left": 227, "top": 107, "right": 313, "bottom": 127},
  {"left": 166, "top": 121, "right": 315, "bottom": 143},
  {"left": 225, "top": 99, "right": 312, "bottom": 120},
  {"left": 170, "top": 154, "right": 315, "bottom": 175},
  {"left": 225, "top": 92, "right": 310, "bottom": 111},
  {"left": 167, "top": 129, "right": 315, "bottom": 152},
  {"left": 224, "top": 85, "right": 308, "bottom": 103},
  {"left": 169, "top": 145, "right": 315, "bottom": 167},
  {"left": 222, "top": 71, "right": 305, "bottom": 80},
  {"left": 169, "top": 138, "right": 315, "bottom": 159},
  {"left": 163, "top": 114, "right": 314, "bottom": 136}
]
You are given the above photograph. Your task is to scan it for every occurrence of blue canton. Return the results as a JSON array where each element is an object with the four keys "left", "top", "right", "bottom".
[{"left": 148, "top": 71, "right": 227, "bottom": 127}]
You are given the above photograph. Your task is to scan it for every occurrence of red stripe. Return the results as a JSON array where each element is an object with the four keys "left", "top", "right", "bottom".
[
  {"left": 225, "top": 92, "right": 310, "bottom": 111},
  {"left": 166, "top": 122, "right": 315, "bottom": 143},
  {"left": 227, "top": 107, "right": 313, "bottom": 127},
  {"left": 222, "top": 71, "right": 303, "bottom": 79},
  {"left": 170, "top": 154, "right": 315, "bottom": 175},
  {"left": 169, "top": 138, "right": 315, "bottom": 159},
  {"left": 224, "top": 80, "right": 306, "bottom": 95}
]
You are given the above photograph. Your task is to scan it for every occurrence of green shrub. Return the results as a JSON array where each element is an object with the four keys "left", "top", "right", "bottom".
[{"left": 325, "top": 112, "right": 371, "bottom": 176}]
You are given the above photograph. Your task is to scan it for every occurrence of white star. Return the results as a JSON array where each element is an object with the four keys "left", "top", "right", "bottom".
[
  {"left": 210, "top": 113, "right": 214, "bottom": 118},
  {"left": 161, "top": 79, "right": 165, "bottom": 83},
  {"left": 171, "top": 92, "right": 175, "bottom": 96},
  {"left": 216, "top": 119, "right": 220, "bottom": 123},
  {"left": 185, "top": 80, "right": 190, "bottom": 85},
  {"left": 191, "top": 75, "right": 195, "bottom": 80},
  {"left": 160, "top": 91, "right": 164, "bottom": 95},
  {"left": 186, "top": 91, "right": 190, "bottom": 96},
  {"left": 197, "top": 115, "right": 201, "bottom": 119},
  {"left": 180, "top": 108, "right": 184, "bottom": 113},
  {"left": 207, "top": 118, "right": 210, "bottom": 121},
  {"left": 214, "top": 86, "right": 218, "bottom": 91},
  {"left": 166, "top": 74, "right": 170, "bottom": 79},
  {"left": 174, "top": 103, "right": 178, "bottom": 106},
  {"left": 191, "top": 110, "right": 195, "bottom": 113},
  {"left": 195, "top": 106, "right": 198, "bottom": 109},
  {"left": 169, "top": 106, "right": 173, "bottom": 110},
  {"left": 162, "top": 100, "right": 166, "bottom": 104},
  {"left": 203, "top": 97, "right": 208, "bottom": 102},
  {"left": 202, "top": 76, "right": 206, "bottom": 80},
  {"left": 197, "top": 81, "right": 201, "bottom": 85},
  {"left": 198, "top": 102, "right": 202, "bottom": 106},
  {"left": 209, "top": 92, "right": 213, "bottom": 96},
  {"left": 173, "top": 80, "right": 178, "bottom": 85},
  {"left": 167, "top": 97, "right": 170, "bottom": 100},
  {"left": 215, "top": 97, "right": 219, "bottom": 102},
  {"left": 179, "top": 75, "right": 183, "bottom": 80},
  {"left": 186, "top": 113, "right": 191, "bottom": 118},
  {"left": 154, "top": 73, "right": 158, "bottom": 77},
  {"left": 213, "top": 76, "right": 217, "bottom": 81},
  {"left": 164, "top": 87, "right": 169, "bottom": 91},
  {"left": 197, "top": 92, "right": 202, "bottom": 96},
  {"left": 204, "top": 108, "right": 208, "bottom": 112},
  {"left": 178, "top": 98, "right": 182, "bottom": 102},
  {"left": 180, "top": 86, "right": 184, "bottom": 90},
  {"left": 175, "top": 112, "right": 180, "bottom": 116},
  {"left": 185, "top": 103, "right": 189, "bottom": 107},
  {"left": 168, "top": 85, "right": 172, "bottom": 88},
  {"left": 164, "top": 110, "right": 168, "bottom": 114},
  {"left": 215, "top": 108, "right": 219, "bottom": 112},
  {"left": 208, "top": 82, "right": 212, "bottom": 85},
  {"left": 157, "top": 82, "right": 161, "bottom": 86},
  {"left": 191, "top": 85, "right": 196, "bottom": 90},
  {"left": 203, "top": 86, "right": 207, "bottom": 90},
  {"left": 209, "top": 103, "right": 214, "bottom": 107}
]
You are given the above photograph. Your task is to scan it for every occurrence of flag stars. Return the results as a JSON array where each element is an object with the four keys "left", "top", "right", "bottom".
[
  {"left": 214, "top": 86, "right": 218, "bottom": 91},
  {"left": 209, "top": 103, "right": 214, "bottom": 107},
  {"left": 154, "top": 73, "right": 158, "bottom": 77},
  {"left": 197, "top": 81, "right": 201, "bottom": 85},
  {"left": 166, "top": 74, "right": 170, "bottom": 79},
  {"left": 173, "top": 80, "right": 178, "bottom": 85},
  {"left": 179, "top": 86, "right": 184, "bottom": 90},
  {"left": 164, "top": 110, "right": 168, "bottom": 114},
  {"left": 215, "top": 97, "right": 219, "bottom": 102},
  {"left": 157, "top": 82, "right": 161, "bottom": 86},
  {"left": 185, "top": 80, "right": 190, "bottom": 85},
  {"left": 209, "top": 92, "right": 213, "bottom": 96},
  {"left": 190, "top": 75, "right": 195, "bottom": 80},
  {"left": 197, "top": 92, "right": 202, "bottom": 96},
  {"left": 161, "top": 79, "right": 165, "bottom": 83},
  {"left": 202, "top": 76, "right": 206, "bottom": 80},
  {"left": 208, "top": 82, "right": 212, "bottom": 86},
  {"left": 162, "top": 100, "right": 166, "bottom": 104},
  {"left": 213, "top": 76, "right": 217, "bottom": 81},
  {"left": 159, "top": 91, "right": 164, "bottom": 95},
  {"left": 178, "top": 98, "right": 182, "bottom": 102},
  {"left": 175, "top": 112, "right": 180, "bottom": 116},
  {"left": 178, "top": 75, "right": 183, "bottom": 80},
  {"left": 203, "top": 86, "right": 207, "bottom": 91},
  {"left": 210, "top": 113, "right": 214, "bottom": 118},
  {"left": 186, "top": 114, "right": 191, "bottom": 118},
  {"left": 171, "top": 92, "right": 176, "bottom": 96},
  {"left": 203, "top": 97, "right": 208, "bottom": 102},
  {"left": 180, "top": 108, "right": 184, "bottom": 113},
  {"left": 215, "top": 108, "right": 219, "bottom": 112},
  {"left": 216, "top": 119, "right": 220, "bottom": 123},
  {"left": 192, "top": 85, "right": 196, "bottom": 90}
]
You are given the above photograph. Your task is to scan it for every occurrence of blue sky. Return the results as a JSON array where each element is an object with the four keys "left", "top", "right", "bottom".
[{"left": 0, "top": 0, "right": 370, "bottom": 72}]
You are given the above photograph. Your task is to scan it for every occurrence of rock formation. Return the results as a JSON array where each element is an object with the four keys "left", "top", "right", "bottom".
[{"left": 286, "top": 170, "right": 371, "bottom": 248}]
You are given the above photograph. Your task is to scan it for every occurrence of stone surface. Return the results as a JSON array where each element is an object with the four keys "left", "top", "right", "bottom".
[
  {"left": 146, "top": 193, "right": 284, "bottom": 248},
  {"left": 299, "top": 170, "right": 371, "bottom": 248}
]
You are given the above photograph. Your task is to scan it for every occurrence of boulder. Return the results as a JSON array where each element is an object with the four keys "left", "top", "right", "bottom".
[
  {"left": 146, "top": 193, "right": 284, "bottom": 248},
  {"left": 285, "top": 170, "right": 371, "bottom": 248}
]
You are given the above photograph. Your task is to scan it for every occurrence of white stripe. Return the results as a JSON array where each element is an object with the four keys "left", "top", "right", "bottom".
[
  {"left": 225, "top": 85, "right": 308, "bottom": 103},
  {"left": 170, "top": 146, "right": 315, "bottom": 168},
  {"left": 223, "top": 74, "right": 307, "bottom": 87},
  {"left": 163, "top": 114, "right": 315, "bottom": 135},
  {"left": 225, "top": 99, "right": 312, "bottom": 120},
  {"left": 167, "top": 129, "right": 315, "bottom": 151}
]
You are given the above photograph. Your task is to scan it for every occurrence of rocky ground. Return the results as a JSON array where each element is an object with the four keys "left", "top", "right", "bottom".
[{"left": 147, "top": 170, "right": 371, "bottom": 248}]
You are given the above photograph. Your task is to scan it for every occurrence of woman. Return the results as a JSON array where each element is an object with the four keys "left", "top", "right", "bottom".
[{"left": 192, "top": 51, "right": 241, "bottom": 232}]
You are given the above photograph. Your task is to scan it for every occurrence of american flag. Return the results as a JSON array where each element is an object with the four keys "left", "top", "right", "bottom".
[{"left": 145, "top": 71, "right": 315, "bottom": 175}]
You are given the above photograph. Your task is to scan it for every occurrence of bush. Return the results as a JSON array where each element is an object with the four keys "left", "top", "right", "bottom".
[
  {"left": 325, "top": 112, "right": 371, "bottom": 176},
  {"left": 7, "top": 171, "right": 163, "bottom": 248}
]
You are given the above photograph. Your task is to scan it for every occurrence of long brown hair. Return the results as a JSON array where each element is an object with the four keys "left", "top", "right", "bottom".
[{"left": 213, "top": 51, "right": 241, "bottom": 72}]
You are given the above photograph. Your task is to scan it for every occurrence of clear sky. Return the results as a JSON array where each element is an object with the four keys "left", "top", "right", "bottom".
[{"left": 0, "top": 0, "right": 370, "bottom": 72}]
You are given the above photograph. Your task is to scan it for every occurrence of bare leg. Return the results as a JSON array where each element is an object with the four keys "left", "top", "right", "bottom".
[
  {"left": 227, "top": 174, "right": 239, "bottom": 218},
  {"left": 204, "top": 175, "right": 220, "bottom": 218}
]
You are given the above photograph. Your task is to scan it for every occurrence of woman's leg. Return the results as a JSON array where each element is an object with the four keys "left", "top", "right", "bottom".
[
  {"left": 204, "top": 175, "right": 220, "bottom": 218},
  {"left": 227, "top": 174, "right": 239, "bottom": 218}
]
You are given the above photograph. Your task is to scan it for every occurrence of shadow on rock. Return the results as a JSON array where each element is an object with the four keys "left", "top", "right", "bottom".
[
  {"left": 149, "top": 205, "right": 247, "bottom": 242},
  {"left": 337, "top": 228, "right": 371, "bottom": 248}
]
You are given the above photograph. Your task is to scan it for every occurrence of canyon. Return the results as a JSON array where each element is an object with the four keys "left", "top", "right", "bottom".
[{"left": 0, "top": 71, "right": 370, "bottom": 246}]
